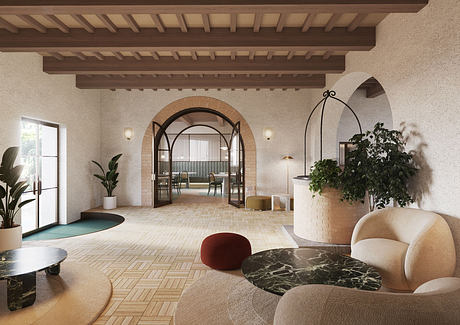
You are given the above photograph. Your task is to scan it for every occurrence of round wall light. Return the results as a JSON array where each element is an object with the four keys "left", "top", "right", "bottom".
[
  {"left": 124, "top": 127, "right": 134, "bottom": 141},
  {"left": 263, "top": 127, "right": 274, "bottom": 141}
]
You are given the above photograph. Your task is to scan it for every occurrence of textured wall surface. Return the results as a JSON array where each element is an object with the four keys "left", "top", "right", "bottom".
[
  {"left": 0, "top": 53, "right": 101, "bottom": 224},
  {"left": 309, "top": 0, "right": 460, "bottom": 274},
  {"left": 100, "top": 89, "right": 312, "bottom": 205}
]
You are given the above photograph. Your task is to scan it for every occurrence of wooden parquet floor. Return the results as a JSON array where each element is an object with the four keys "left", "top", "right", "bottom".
[{"left": 23, "top": 196, "right": 294, "bottom": 325}]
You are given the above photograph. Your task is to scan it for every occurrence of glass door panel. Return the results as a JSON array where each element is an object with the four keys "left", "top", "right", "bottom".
[
  {"left": 229, "top": 122, "right": 245, "bottom": 208},
  {"left": 153, "top": 122, "right": 172, "bottom": 207},
  {"left": 20, "top": 118, "right": 59, "bottom": 234}
]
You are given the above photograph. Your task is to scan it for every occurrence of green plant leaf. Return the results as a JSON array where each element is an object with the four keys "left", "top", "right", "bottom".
[
  {"left": 91, "top": 160, "right": 105, "bottom": 174},
  {"left": 18, "top": 199, "right": 35, "bottom": 209}
]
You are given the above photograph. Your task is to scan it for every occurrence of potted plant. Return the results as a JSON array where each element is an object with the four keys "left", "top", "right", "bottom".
[
  {"left": 341, "top": 122, "right": 417, "bottom": 211},
  {"left": 92, "top": 154, "right": 122, "bottom": 210},
  {"left": 0, "top": 147, "right": 35, "bottom": 251}
]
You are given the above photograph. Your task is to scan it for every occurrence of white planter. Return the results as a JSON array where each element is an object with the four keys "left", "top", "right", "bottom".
[
  {"left": 103, "top": 196, "right": 117, "bottom": 210},
  {"left": 0, "top": 225, "right": 22, "bottom": 252}
]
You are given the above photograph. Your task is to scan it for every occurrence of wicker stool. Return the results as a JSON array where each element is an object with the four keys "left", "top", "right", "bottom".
[{"left": 246, "top": 196, "right": 271, "bottom": 211}]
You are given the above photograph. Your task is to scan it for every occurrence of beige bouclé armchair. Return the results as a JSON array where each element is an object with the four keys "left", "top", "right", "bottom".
[{"left": 351, "top": 207, "right": 456, "bottom": 291}]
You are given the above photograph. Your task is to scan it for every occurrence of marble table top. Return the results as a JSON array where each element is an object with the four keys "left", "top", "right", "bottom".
[
  {"left": 0, "top": 247, "right": 67, "bottom": 278},
  {"left": 242, "top": 248, "right": 381, "bottom": 295}
]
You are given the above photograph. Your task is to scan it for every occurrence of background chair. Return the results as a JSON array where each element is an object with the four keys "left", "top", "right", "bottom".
[
  {"left": 208, "top": 172, "right": 222, "bottom": 196},
  {"left": 172, "top": 174, "right": 181, "bottom": 194},
  {"left": 351, "top": 207, "right": 456, "bottom": 291},
  {"left": 180, "top": 171, "right": 189, "bottom": 189}
]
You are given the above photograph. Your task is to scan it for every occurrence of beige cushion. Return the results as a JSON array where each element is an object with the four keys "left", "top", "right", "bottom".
[
  {"left": 274, "top": 282, "right": 460, "bottom": 325},
  {"left": 414, "top": 277, "right": 460, "bottom": 294},
  {"left": 352, "top": 238, "right": 409, "bottom": 290},
  {"left": 351, "top": 207, "right": 456, "bottom": 291}
]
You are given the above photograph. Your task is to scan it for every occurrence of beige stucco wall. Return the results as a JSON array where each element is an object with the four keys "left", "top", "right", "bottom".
[
  {"left": 100, "top": 89, "right": 312, "bottom": 206},
  {"left": 0, "top": 53, "right": 101, "bottom": 224},
  {"left": 309, "top": 0, "right": 460, "bottom": 273}
]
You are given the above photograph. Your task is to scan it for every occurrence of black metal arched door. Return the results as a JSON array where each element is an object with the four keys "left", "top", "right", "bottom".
[
  {"left": 152, "top": 121, "right": 172, "bottom": 207},
  {"left": 228, "top": 122, "right": 245, "bottom": 208}
]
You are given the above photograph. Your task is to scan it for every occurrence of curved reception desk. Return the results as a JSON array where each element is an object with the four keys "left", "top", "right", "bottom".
[{"left": 293, "top": 177, "right": 368, "bottom": 244}]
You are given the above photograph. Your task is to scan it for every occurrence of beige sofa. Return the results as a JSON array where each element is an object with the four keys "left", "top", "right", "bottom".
[
  {"left": 274, "top": 277, "right": 460, "bottom": 325},
  {"left": 351, "top": 207, "right": 456, "bottom": 291}
]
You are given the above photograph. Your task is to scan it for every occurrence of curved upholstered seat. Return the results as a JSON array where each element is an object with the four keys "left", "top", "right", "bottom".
[
  {"left": 274, "top": 277, "right": 460, "bottom": 325},
  {"left": 351, "top": 207, "right": 456, "bottom": 291},
  {"left": 175, "top": 270, "right": 280, "bottom": 325}
]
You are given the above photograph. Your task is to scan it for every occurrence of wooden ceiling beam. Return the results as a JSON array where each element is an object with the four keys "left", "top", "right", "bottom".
[
  {"left": 113, "top": 51, "right": 123, "bottom": 60},
  {"left": 72, "top": 51, "right": 86, "bottom": 60},
  {"left": 0, "top": 1, "right": 429, "bottom": 14},
  {"left": 276, "top": 13, "right": 288, "bottom": 32},
  {"left": 325, "top": 13, "right": 341, "bottom": 32},
  {"left": 122, "top": 14, "right": 140, "bottom": 32},
  {"left": 43, "top": 15, "right": 70, "bottom": 33},
  {"left": 76, "top": 74, "right": 326, "bottom": 89},
  {"left": 253, "top": 13, "right": 263, "bottom": 32},
  {"left": 348, "top": 13, "right": 367, "bottom": 31},
  {"left": 176, "top": 14, "right": 188, "bottom": 32},
  {"left": 71, "top": 14, "right": 95, "bottom": 33},
  {"left": 48, "top": 52, "right": 64, "bottom": 60},
  {"left": 0, "top": 17, "right": 18, "bottom": 33},
  {"left": 202, "top": 14, "right": 211, "bottom": 32},
  {"left": 0, "top": 27, "right": 375, "bottom": 52},
  {"left": 151, "top": 14, "right": 165, "bottom": 32},
  {"left": 301, "top": 13, "right": 316, "bottom": 32},
  {"left": 230, "top": 13, "right": 237, "bottom": 32},
  {"left": 43, "top": 55, "right": 345, "bottom": 74},
  {"left": 97, "top": 14, "right": 118, "bottom": 33},
  {"left": 18, "top": 15, "right": 47, "bottom": 33}
]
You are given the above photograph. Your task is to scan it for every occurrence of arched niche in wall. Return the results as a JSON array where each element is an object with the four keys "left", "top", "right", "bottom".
[{"left": 336, "top": 77, "right": 393, "bottom": 160}]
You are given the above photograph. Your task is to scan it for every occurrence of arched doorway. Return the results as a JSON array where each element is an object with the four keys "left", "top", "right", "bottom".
[
  {"left": 153, "top": 109, "right": 244, "bottom": 208},
  {"left": 141, "top": 96, "right": 256, "bottom": 207}
]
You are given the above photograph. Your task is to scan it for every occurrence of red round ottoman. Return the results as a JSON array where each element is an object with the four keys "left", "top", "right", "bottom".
[{"left": 201, "top": 233, "right": 252, "bottom": 270}]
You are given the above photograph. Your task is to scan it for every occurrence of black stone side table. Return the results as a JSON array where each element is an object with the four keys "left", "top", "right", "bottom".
[
  {"left": 0, "top": 247, "right": 67, "bottom": 311},
  {"left": 242, "top": 248, "right": 381, "bottom": 296}
]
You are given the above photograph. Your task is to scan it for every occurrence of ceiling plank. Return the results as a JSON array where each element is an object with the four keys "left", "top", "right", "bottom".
[
  {"left": 0, "top": 17, "right": 18, "bottom": 33},
  {"left": 323, "top": 50, "right": 332, "bottom": 59},
  {"left": 325, "top": 13, "right": 341, "bottom": 32},
  {"left": 76, "top": 74, "right": 326, "bottom": 89},
  {"left": 71, "top": 14, "right": 95, "bottom": 33},
  {"left": 18, "top": 15, "right": 47, "bottom": 33},
  {"left": 191, "top": 50, "right": 198, "bottom": 60},
  {"left": 0, "top": 1, "right": 429, "bottom": 14},
  {"left": 202, "top": 14, "right": 211, "bottom": 32},
  {"left": 43, "top": 55, "right": 346, "bottom": 75},
  {"left": 122, "top": 14, "right": 140, "bottom": 32},
  {"left": 348, "top": 13, "right": 367, "bottom": 32},
  {"left": 43, "top": 15, "right": 70, "bottom": 33},
  {"left": 97, "top": 14, "right": 118, "bottom": 33},
  {"left": 92, "top": 51, "right": 104, "bottom": 60},
  {"left": 151, "top": 51, "right": 160, "bottom": 60},
  {"left": 151, "top": 14, "right": 165, "bottom": 32},
  {"left": 132, "top": 51, "right": 142, "bottom": 60},
  {"left": 0, "top": 27, "right": 376, "bottom": 52},
  {"left": 176, "top": 13, "right": 188, "bottom": 32}
]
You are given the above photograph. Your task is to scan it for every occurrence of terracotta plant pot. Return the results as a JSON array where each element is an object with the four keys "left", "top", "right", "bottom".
[
  {"left": 0, "top": 225, "right": 22, "bottom": 252},
  {"left": 103, "top": 196, "right": 117, "bottom": 210}
]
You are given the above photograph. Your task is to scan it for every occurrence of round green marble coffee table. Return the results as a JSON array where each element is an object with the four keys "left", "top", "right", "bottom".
[
  {"left": 241, "top": 248, "right": 381, "bottom": 296},
  {"left": 0, "top": 247, "right": 67, "bottom": 311}
]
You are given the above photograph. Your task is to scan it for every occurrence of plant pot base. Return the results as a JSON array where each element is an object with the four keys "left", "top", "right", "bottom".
[
  {"left": 103, "top": 197, "right": 117, "bottom": 210},
  {"left": 0, "top": 225, "right": 22, "bottom": 251}
]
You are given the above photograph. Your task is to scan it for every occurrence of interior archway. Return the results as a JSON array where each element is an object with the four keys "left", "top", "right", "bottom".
[{"left": 141, "top": 96, "right": 256, "bottom": 206}]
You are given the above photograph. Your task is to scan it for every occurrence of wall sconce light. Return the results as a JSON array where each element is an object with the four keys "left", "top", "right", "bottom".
[
  {"left": 124, "top": 127, "right": 133, "bottom": 141},
  {"left": 263, "top": 127, "right": 274, "bottom": 141}
]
